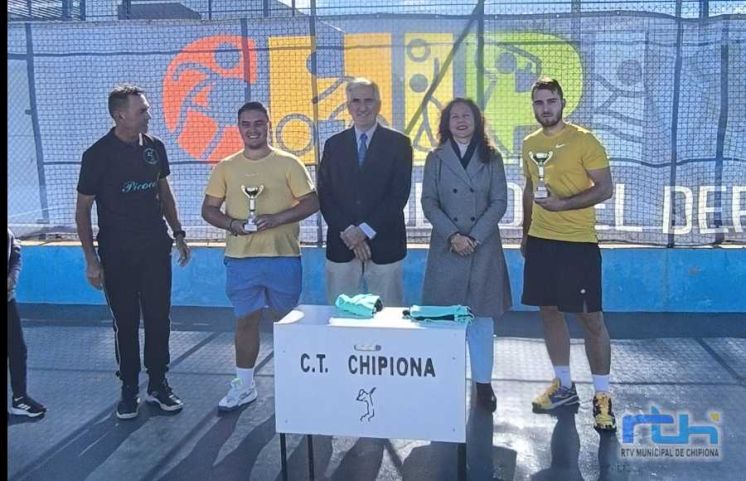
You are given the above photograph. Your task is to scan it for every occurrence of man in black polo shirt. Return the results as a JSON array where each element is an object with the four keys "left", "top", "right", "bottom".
[{"left": 75, "top": 85, "right": 191, "bottom": 420}]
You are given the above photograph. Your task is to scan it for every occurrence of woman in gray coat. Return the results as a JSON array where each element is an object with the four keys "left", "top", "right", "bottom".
[{"left": 421, "top": 98, "right": 512, "bottom": 412}]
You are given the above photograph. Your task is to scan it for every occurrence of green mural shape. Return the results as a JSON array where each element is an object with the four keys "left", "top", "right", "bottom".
[{"left": 465, "top": 32, "right": 583, "bottom": 158}]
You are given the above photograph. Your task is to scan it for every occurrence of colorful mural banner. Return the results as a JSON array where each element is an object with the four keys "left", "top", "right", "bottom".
[{"left": 6, "top": 14, "right": 746, "bottom": 244}]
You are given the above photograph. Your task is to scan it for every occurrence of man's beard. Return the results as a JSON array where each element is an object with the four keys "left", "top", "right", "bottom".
[{"left": 536, "top": 110, "right": 562, "bottom": 128}]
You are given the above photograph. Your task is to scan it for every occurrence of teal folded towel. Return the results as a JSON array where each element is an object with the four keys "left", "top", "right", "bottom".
[
  {"left": 335, "top": 294, "right": 384, "bottom": 318},
  {"left": 403, "top": 305, "right": 474, "bottom": 324}
]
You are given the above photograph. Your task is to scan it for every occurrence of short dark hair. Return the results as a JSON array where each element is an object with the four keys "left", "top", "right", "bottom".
[
  {"left": 108, "top": 84, "right": 145, "bottom": 118},
  {"left": 531, "top": 77, "right": 564, "bottom": 100},
  {"left": 237, "top": 101, "right": 269, "bottom": 121}
]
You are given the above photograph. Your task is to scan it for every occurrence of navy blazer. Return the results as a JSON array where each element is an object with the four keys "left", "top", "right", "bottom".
[{"left": 317, "top": 125, "right": 413, "bottom": 264}]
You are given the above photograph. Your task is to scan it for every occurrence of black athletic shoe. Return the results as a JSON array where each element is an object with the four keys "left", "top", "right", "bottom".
[
  {"left": 117, "top": 385, "right": 140, "bottom": 420},
  {"left": 10, "top": 395, "right": 47, "bottom": 418},
  {"left": 146, "top": 378, "right": 183, "bottom": 412}
]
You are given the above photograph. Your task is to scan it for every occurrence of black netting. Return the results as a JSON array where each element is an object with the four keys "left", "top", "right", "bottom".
[{"left": 6, "top": 2, "right": 746, "bottom": 245}]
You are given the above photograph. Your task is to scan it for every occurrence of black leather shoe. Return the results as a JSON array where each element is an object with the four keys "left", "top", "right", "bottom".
[{"left": 476, "top": 382, "right": 497, "bottom": 412}]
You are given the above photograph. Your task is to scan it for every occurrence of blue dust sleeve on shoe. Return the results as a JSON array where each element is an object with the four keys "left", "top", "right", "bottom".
[{"left": 335, "top": 293, "right": 384, "bottom": 318}]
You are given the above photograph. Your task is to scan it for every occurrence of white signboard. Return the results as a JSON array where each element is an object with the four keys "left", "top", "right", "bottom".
[{"left": 274, "top": 305, "right": 467, "bottom": 443}]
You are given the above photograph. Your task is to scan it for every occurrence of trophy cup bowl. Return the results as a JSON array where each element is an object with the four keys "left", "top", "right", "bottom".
[
  {"left": 529, "top": 151, "right": 553, "bottom": 200},
  {"left": 241, "top": 185, "right": 264, "bottom": 232}
]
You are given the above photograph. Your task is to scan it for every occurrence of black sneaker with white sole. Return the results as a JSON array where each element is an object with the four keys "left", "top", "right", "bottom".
[
  {"left": 10, "top": 395, "right": 47, "bottom": 418},
  {"left": 117, "top": 385, "right": 140, "bottom": 420},
  {"left": 146, "top": 378, "right": 183, "bottom": 412}
]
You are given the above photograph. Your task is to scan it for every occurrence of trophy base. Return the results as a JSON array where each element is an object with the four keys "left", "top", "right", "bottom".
[
  {"left": 534, "top": 189, "right": 549, "bottom": 200},
  {"left": 243, "top": 222, "right": 259, "bottom": 233}
]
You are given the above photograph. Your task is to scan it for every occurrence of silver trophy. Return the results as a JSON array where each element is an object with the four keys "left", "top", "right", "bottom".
[
  {"left": 528, "top": 151, "right": 554, "bottom": 200},
  {"left": 241, "top": 184, "right": 264, "bottom": 232}
]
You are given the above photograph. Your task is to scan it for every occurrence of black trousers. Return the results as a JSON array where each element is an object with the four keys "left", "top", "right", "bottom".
[
  {"left": 99, "top": 238, "right": 173, "bottom": 387},
  {"left": 7, "top": 298, "right": 28, "bottom": 397}
]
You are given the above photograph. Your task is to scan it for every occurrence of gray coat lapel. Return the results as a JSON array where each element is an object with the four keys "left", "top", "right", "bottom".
[
  {"left": 434, "top": 143, "right": 472, "bottom": 186},
  {"left": 465, "top": 150, "right": 488, "bottom": 182}
]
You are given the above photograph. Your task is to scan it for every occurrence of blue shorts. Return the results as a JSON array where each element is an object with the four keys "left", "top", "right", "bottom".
[{"left": 224, "top": 256, "right": 302, "bottom": 318}]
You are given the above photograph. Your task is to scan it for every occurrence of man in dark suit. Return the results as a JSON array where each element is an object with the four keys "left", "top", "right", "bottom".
[{"left": 317, "top": 78, "right": 413, "bottom": 306}]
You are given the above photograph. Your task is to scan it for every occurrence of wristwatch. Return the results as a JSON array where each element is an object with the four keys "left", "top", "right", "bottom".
[{"left": 173, "top": 230, "right": 186, "bottom": 239}]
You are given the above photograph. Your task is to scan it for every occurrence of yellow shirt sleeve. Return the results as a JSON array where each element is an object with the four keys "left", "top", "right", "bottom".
[
  {"left": 286, "top": 156, "right": 315, "bottom": 199},
  {"left": 582, "top": 133, "right": 609, "bottom": 170},
  {"left": 204, "top": 162, "right": 227, "bottom": 199}
]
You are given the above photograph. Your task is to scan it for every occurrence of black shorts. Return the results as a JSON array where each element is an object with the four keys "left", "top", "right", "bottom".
[{"left": 521, "top": 236, "right": 602, "bottom": 313}]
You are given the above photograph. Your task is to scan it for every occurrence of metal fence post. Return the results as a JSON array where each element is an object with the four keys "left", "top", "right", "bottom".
[
  {"left": 667, "top": 0, "right": 684, "bottom": 247},
  {"left": 24, "top": 23, "right": 50, "bottom": 225},
  {"left": 476, "top": 0, "right": 485, "bottom": 110},
  {"left": 712, "top": 20, "right": 730, "bottom": 244},
  {"left": 309, "top": 0, "right": 324, "bottom": 247}
]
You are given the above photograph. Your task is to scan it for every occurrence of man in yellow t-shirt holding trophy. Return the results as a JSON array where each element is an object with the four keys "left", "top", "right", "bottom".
[
  {"left": 521, "top": 77, "right": 617, "bottom": 432},
  {"left": 202, "top": 101, "right": 319, "bottom": 412}
]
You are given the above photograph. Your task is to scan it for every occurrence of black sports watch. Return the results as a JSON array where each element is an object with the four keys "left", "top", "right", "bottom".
[{"left": 173, "top": 230, "right": 186, "bottom": 239}]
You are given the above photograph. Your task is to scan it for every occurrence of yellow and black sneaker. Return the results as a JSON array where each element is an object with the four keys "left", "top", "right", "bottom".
[
  {"left": 532, "top": 378, "right": 580, "bottom": 411},
  {"left": 593, "top": 392, "right": 617, "bottom": 432}
]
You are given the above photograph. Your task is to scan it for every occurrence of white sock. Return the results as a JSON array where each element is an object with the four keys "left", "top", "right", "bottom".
[
  {"left": 593, "top": 374, "right": 610, "bottom": 394},
  {"left": 553, "top": 365, "right": 572, "bottom": 388},
  {"left": 236, "top": 367, "right": 254, "bottom": 387}
]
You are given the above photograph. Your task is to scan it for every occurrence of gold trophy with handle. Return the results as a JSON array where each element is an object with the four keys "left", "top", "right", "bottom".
[
  {"left": 528, "top": 151, "right": 554, "bottom": 200},
  {"left": 241, "top": 185, "right": 264, "bottom": 232}
]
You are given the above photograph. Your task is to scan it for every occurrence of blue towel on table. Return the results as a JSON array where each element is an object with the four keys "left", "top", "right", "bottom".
[
  {"left": 335, "top": 294, "right": 384, "bottom": 318},
  {"left": 403, "top": 305, "right": 474, "bottom": 324}
]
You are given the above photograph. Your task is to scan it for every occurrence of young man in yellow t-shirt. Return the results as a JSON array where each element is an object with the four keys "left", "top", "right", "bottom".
[
  {"left": 201, "top": 101, "right": 319, "bottom": 412},
  {"left": 521, "top": 77, "right": 617, "bottom": 432}
]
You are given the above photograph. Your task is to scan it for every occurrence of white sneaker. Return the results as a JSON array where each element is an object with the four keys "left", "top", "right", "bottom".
[{"left": 218, "top": 378, "right": 257, "bottom": 412}]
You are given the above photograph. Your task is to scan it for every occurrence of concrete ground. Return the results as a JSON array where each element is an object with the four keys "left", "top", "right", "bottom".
[{"left": 7, "top": 305, "right": 746, "bottom": 481}]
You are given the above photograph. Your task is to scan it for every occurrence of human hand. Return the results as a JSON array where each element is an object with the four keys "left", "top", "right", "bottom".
[
  {"left": 174, "top": 236, "right": 191, "bottom": 266},
  {"left": 86, "top": 258, "right": 105, "bottom": 290},
  {"left": 352, "top": 241, "right": 372, "bottom": 262},
  {"left": 534, "top": 192, "right": 566, "bottom": 212},
  {"left": 450, "top": 234, "right": 476, "bottom": 256},
  {"left": 228, "top": 218, "right": 251, "bottom": 236},
  {"left": 341, "top": 225, "right": 367, "bottom": 249},
  {"left": 254, "top": 214, "right": 282, "bottom": 232}
]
